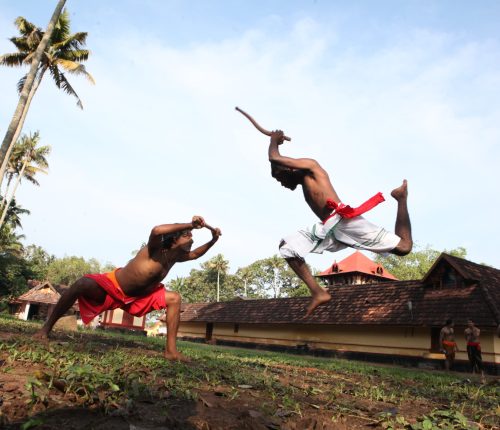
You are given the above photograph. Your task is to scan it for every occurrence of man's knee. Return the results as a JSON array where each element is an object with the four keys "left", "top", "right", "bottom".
[
  {"left": 165, "top": 291, "right": 181, "bottom": 306},
  {"left": 279, "top": 239, "right": 298, "bottom": 259},
  {"left": 392, "top": 239, "right": 413, "bottom": 256},
  {"left": 72, "top": 277, "right": 95, "bottom": 295}
]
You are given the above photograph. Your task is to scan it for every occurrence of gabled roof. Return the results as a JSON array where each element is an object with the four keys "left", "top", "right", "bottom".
[
  {"left": 424, "top": 253, "right": 500, "bottom": 323},
  {"left": 423, "top": 253, "right": 499, "bottom": 284},
  {"left": 181, "top": 253, "right": 499, "bottom": 327},
  {"left": 15, "top": 281, "right": 71, "bottom": 305},
  {"left": 317, "top": 251, "right": 397, "bottom": 280},
  {"left": 16, "top": 281, "right": 60, "bottom": 304}
]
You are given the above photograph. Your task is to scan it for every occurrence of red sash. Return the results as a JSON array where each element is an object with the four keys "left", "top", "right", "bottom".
[
  {"left": 467, "top": 342, "right": 481, "bottom": 350},
  {"left": 324, "top": 192, "right": 385, "bottom": 222}
]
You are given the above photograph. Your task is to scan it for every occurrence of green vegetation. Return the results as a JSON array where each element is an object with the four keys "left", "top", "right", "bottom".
[
  {"left": 0, "top": 315, "right": 498, "bottom": 429},
  {"left": 0, "top": 250, "right": 115, "bottom": 309},
  {"left": 168, "top": 253, "right": 311, "bottom": 303},
  {"left": 374, "top": 245, "right": 468, "bottom": 280}
]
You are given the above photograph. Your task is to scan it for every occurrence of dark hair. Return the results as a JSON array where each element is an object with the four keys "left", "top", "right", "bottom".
[
  {"left": 446, "top": 319, "right": 453, "bottom": 326},
  {"left": 270, "top": 162, "right": 300, "bottom": 187},
  {"left": 161, "top": 231, "right": 184, "bottom": 249}
]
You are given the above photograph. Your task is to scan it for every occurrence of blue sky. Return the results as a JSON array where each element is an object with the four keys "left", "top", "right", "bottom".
[{"left": 0, "top": 1, "right": 499, "bottom": 280}]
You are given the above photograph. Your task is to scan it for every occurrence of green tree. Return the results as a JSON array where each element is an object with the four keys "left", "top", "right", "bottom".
[
  {"left": 373, "top": 245, "right": 467, "bottom": 280},
  {"left": 235, "top": 266, "right": 254, "bottom": 298},
  {"left": 0, "top": 131, "right": 51, "bottom": 228},
  {"left": 0, "top": 251, "right": 34, "bottom": 304},
  {"left": 168, "top": 276, "right": 185, "bottom": 293},
  {"left": 168, "top": 255, "right": 238, "bottom": 303},
  {"left": 0, "top": 232, "right": 38, "bottom": 305},
  {"left": 23, "top": 244, "right": 55, "bottom": 280},
  {"left": 101, "top": 262, "right": 116, "bottom": 273},
  {"left": 0, "top": 198, "right": 29, "bottom": 254},
  {"left": 206, "top": 254, "right": 229, "bottom": 302},
  {"left": 46, "top": 256, "right": 101, "bottom": 285},
  {"left": 4, "top": 132, "right": 50, "bottom": 187},
  {"left": 0, "top": 4, "right": 93, "bottom": 185},
  {"left": 172, "top": 268, "right": 212, "bottom": 303},
  {"left": 245, "top": 255, "right": 308, "bottom": 298}
]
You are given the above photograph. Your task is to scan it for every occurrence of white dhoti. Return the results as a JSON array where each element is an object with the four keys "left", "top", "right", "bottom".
[{"left": 279, "top": 213, "right": 401, "bottom": 260}]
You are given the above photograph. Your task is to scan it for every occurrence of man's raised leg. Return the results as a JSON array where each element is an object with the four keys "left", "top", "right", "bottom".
[
  {"left": 34, "top": 277, "right": 105, "bottom": 339},
  {"left": 390, "top": 179, "right": 413, "bottom": 256},
  {"left": 285, "top": 256, "right": 331, "bottom": 317},
  {"left": 163, "top": 291, "right": 190, "bottom": 362}
]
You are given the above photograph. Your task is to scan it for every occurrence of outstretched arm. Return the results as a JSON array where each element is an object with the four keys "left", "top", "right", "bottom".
[
  {"left": 149, "top": 215, "right": 205, "bottom": 243},
  {"left": 151, "top": 223, "right": 193, "bottom": 237},
  {"left": 178, "top": 226, "right": 222, "bottom": 262},
  {"left": 268, "top": 130, "right": 317, "bottom": 170}
]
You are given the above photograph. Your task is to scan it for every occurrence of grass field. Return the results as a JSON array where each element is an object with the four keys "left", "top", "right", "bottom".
[{"left": 0, "top": 314, "right": 498, "bottom": 429}]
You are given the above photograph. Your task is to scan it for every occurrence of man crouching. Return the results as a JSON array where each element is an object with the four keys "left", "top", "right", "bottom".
[{"left": 35, "top": 216, "right": 221, "bottom": 362}]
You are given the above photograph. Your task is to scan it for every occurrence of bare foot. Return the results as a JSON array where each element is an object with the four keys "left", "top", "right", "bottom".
[
  {"left": 33, "top": 330, "right": 50, "bottom": 342},
  {"left": 164, "top": 351, "right": 191, "bottom": 362},
  {"left": 306, "top": 289, "right": 331, "bottom": 317},
  {"left": 391, "top": 180, "right": 408, "bottom": 201}
]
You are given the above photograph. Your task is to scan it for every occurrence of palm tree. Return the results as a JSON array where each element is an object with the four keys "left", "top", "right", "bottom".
[
  {"left": 0, "top": 0, "right": 65, "bottom": 185},
  {"left": 0, "top": 198, "right": 29, "bottom": 254},
  {"left": 208, "top": 254, "right": 229, "bottom": 302},
  {"left": 168, "top": 277, "right": 185, "bottom": 293},
  {"left": 236, "top": 266, "right": 254, "bottom": 297},
  {"left": 0, "top": 3, "right": 93, "bottom": 186},
  {"left": 266, "top": 255, "right": 285, "bottom": 298},
  {"left": 3, "top": 131, "right": 50, "bottom": 190},
  {"left": 0, "top": 132, "right": 50, "bottom": 229}
]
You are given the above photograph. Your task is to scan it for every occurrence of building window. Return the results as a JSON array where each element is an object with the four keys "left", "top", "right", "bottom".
[
  {"left": 234, "top": 324, "right": 239, "bottom": 333},
  {"left": 442, "top": 268, "right": 456, "bottom": 286}
]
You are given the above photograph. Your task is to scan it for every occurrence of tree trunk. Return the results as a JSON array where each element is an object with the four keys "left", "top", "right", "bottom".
[
  {"left": 273, "top": 271, "right": 277, "bottom": 298},
  {"left": 0, "top": 0, "right": 66, "bottom": 185},
  {"left": 216, "top": 270, "right": 220, "bottom": 302},
  {"left": 1, "top": 175, "right": 14, "bottom": 209},
  {"left": 0, "top": 70, "right": 44, "bottom": 190},
  {"left": 0, "top": 175, "right": 14, "bottom": 219},
  {"left": 0, "top": 156, "right": 29, "bottom": 228}
]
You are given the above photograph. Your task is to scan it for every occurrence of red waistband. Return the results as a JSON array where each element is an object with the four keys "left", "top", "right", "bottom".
[
  {"left": 323, "top": 192, "right": 385, "bottom": 223},
  {"left": 467, "top": 341, "right": 480, "bottom": 347}
]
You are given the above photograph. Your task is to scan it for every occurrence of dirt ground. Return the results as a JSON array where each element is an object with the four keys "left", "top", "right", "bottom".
[{"left": 0, "top": 327, "right": 498, "bottom": 430}]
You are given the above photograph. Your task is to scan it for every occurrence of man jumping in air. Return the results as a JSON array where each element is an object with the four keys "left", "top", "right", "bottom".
[
  {"left": 35, "top": 216, "right": 221, "bottom": 361},
  {"left": 267, "top": 130, "right": 412, "bottom": 316}
]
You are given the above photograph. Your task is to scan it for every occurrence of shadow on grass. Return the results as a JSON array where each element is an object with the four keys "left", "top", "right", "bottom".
[{"left": 4, "top": 397, "right": 200, "bottom": 430}]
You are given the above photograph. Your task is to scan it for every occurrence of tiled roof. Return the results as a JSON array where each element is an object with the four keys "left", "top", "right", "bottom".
[
  {"left": 433, "top": 254, "right": 500, "bottom": 323},
  {"left": 16, "top": 282, "right": 72, "bottom": 306},
  {"left": 181, "top": 253, "right": 499, "bottom": 327},
  {"left": 317, "top": 251, "right": 397, "bottom": 280},
  {"left": 17, "top": 281, "right": 60, "bottom": 304}
]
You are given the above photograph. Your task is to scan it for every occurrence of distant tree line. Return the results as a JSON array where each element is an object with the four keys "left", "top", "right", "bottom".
[
  {"left": 373, "top": 245, "right": 468, "bottom": 280},
  {"left": 167, "top": 254, "right": 312, "bottom": 303},
  {"left": 0, "top": 244, "right": 114, "bottom": 305},
  {"left": 0, "top": 239, "right": 474, "bottom": 315}
]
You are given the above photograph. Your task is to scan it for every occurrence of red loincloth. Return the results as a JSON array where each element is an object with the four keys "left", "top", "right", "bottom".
[
  {"left": 442, "top": 340, "right": 457, "bottom": 357},
  {"left": 78, "top": 269, "right": 166, "bottom": 324}
]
